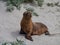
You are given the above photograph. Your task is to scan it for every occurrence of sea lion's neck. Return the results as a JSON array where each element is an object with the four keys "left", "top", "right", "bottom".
[{"left": 23, "top": 17, "right": 32, "bottom": 21}]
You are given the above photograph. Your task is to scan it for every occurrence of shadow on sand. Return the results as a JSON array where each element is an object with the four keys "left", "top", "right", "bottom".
[
  {"left": 48, "top": 33, "right": 60, "bottom": 37},
  {"left": 11, "top": 30, "right": 25, "bottom": 38}
]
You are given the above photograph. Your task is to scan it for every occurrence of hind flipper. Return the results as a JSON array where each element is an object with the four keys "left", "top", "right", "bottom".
[{"left": 45, "top": 31, "right": 50, "bottom": 35}]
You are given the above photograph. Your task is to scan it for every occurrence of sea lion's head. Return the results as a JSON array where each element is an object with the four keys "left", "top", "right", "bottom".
[{"left": 23, "top": 11, "right": 32, "bottom": 19}]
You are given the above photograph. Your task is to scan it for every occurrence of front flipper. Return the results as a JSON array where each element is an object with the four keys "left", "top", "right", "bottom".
[
  {"left": 19, "top": 28, "right": 26, "bottom": 34},
  {"left": 25, "top": 35, "right": 33, "bottom": 41}
]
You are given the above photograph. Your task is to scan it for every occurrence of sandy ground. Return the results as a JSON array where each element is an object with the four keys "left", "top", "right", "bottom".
[{"left": 0, "top": 0, "right": 60, "bottom": 45}]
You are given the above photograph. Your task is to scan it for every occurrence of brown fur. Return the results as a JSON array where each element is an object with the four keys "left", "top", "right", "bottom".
[{"left": 20, "top": 11, "right": 50, "bottom": 41}]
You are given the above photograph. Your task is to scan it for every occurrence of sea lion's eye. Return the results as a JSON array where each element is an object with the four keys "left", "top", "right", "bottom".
[
  {"left": 23, "top": 13, "right": 27, "bottom": 16},
  {"left": 26, "top": 13, "right": 28, "bottom": 15}
]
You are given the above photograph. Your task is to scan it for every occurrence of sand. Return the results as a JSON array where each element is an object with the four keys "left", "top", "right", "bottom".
[{"left": 0, "top": 0, "right": 60, "bottom": 45}]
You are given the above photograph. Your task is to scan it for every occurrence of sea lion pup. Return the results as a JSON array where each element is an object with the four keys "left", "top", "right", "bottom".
[{"left": 20, "top": 11, "right": 50, "bottom": 41}]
